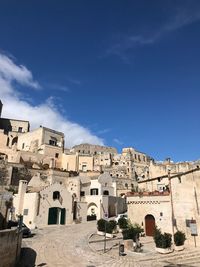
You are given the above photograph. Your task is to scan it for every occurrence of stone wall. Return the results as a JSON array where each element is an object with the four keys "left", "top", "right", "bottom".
[{"left": 0, "top": 228, "right": 22, "bottom": 267}]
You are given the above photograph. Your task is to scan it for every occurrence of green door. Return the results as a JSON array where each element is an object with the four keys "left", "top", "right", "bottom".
[
  {"left": 60, "top": 208, "right": 66, "bottom": 225},
  {"left": 48, "top": 207, "right": 58, "bottom": 225}
]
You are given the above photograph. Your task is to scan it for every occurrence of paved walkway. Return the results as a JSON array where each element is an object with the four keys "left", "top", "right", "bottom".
[{"left": 18, "top": 222, "right": 200, "bottom": 267}]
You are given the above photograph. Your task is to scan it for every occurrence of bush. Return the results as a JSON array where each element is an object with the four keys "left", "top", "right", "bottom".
[
  {"left": 97, "top": 219, "right": 117, "bottom": 233},
  {"left": 118, "top": 217, "right": 128, "bottom": 229},
  {"left": 122, "top": 223, "right": 143, "bottom": 241},
  {"left": 174, "top": 231, "right": 186, "bottom": 246},
  {"left": 153, "top": 227, "right": 172, "bottom": 248},
  {"left": 109, "top": 220, "right": 117, "bottom": 232},
  {"left": 97, "top": 219, "right": 106, "bottom": 232}
]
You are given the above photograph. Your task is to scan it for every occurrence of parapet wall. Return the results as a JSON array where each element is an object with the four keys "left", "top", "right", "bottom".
[{"left": 0, "top": 228, "right": 22, "bottom": 267}]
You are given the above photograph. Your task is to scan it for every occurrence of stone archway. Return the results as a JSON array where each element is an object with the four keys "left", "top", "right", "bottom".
[
  {"left": 145, "top": 214, "right": 155, "bottom": 236},
  {"left": 87, "top": 202, "right": 97, "bottom": 220}
]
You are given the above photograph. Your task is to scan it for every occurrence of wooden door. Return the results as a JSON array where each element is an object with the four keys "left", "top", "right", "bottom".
[
  {"left": 48, "top": 207, "right": 58, "bottom": 225},
  {"left": 145, "top": 214, "right": 155, "bottom": 236}
]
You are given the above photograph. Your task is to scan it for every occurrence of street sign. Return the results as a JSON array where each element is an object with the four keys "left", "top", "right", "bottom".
[{"left": 190, "top": 223, "right": 198, "bottom": 236}]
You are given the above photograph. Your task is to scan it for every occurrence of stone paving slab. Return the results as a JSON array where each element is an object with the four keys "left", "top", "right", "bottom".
[{"left": 17, "top": 222, "right": 200, "bottom": 267}]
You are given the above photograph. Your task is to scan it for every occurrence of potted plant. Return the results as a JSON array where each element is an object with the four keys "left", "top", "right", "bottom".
[
  {"left": 97, "top": 219, "right": 106, "bottom": 236},
  {"left": 154, "top": 227, "right": 173, "bottom": 254},
  {"left": 174, "top": 231, "right": 186, "bottom": 251},
  {"left": 97, "top": 219, "right": 116, "bottom": 238},
  {"left": 122, "top": 223, "right": 143, "bottom": 251},
  {"left": 118, "top": 217, "right": 128, "bottom": 232}
]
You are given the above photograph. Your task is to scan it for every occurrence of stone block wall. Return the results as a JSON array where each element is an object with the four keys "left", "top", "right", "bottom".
[{"left": 0, "top": 228, "right": 22, "bottom": 267}]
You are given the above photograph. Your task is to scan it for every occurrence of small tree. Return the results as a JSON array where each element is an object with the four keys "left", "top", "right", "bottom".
[
  {"left": 153, "top": 226, "right": 172, "bottom": 249},
  {"left": 97, "top": 219, "right": 117, "bottom": 234},
  {"left": 118, "top": 217, "right": 128, "bottom": 229},
  {"left": 122, "top": 223, "right": 143, "bottom": 242},
  {"left": 174, "top": 231, "right": 186, "bottom": 246},
  {"left": 97, "top": 219, "right": 106, "bottom": 231},
  {"left": 109, "top": 220, "right": 117, "bottom": 233}
]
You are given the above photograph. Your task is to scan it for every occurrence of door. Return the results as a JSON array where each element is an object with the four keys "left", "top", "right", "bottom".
[
  {"left": 48, "top": 207, "right": 58, "bottom": 225},
  {"left": 145, "top": 214, "right": 155, "bottom": 236},
  {"left": 60, "top": 208, "right": 66, "bottom": 225}
]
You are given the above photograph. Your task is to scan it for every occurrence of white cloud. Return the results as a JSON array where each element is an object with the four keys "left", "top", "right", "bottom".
[
  {"left": 113, "top": 138, "right": 123, "bottom": 145},
  {"left": 0, "top": 53, "right": 104, "bottom": 148}
]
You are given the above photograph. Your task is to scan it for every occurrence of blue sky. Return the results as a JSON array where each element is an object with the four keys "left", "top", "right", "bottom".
[{"left": 0, "top": 0, "right": 200, "bottom": 161}]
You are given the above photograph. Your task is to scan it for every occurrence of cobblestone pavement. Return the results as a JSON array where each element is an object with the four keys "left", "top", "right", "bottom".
[{"left": 18, "top": 222, "right": 200, "bottom": 267}]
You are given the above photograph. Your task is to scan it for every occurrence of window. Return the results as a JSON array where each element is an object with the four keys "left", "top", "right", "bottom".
[
  {"left": 23, "top": 209, "right": 28, "bottom": 215},
  {"left": 103, "top": 190, "right": 109, "bottom": 195},
  {"left": 49, "top": 139, "right": 57, "bottom": 146},
  {"left": 18, "top": 127, "right": 23, "bottom": 133},
  {"left": 80, "top": 191, "right": 85, "bottom": 196},
  {"left": 55, "top": 153, "right": 59, "bottom": 158},
  {"left": 125, "top": 183, "right": 128, "bottom": 189},
  {"left": 53, "top": 191, "right": 60, "bottom": 200},
  {"left": 90, "top": 188, "right": 98, "bottom": 195},
  {"left": 22, "top": 143, "right": 25, "bottom": 149}
]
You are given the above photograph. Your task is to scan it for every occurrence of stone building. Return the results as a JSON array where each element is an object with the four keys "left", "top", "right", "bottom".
[
  {"left": 13, "top": 180, "right": 87, "bottom": 228},
  {"left": 80, "top": 172, "right": 126, "bottom": 220},
  {"left": 62, "top": 153, "right": 94, "bottom": 172},
  {"left": 16, "top": 126, "right": 64, "bottom": 168},
  {"left": 71, "top": 143, "right": 117, "bottom": 155},
  {"left": 127, "top": 166, "right": 200, "bottom": 246}
]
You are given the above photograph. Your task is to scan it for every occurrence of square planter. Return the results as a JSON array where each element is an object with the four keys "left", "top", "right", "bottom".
[
  {"left": 96, "top": 230, "right": 113, "bottom": 238},
  {"left": 155, "top": 247, "right": 173, "bottom": 254},
  {"left": 174, "top": 245, "right": 184, "bottom": 251}
]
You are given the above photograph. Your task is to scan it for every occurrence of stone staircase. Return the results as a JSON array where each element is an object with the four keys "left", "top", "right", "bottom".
[{"left": 134, "top": 247, "right": 200, "bottom": 267}]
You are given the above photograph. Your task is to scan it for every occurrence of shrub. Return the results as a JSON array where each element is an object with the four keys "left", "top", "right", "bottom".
[
  {"left": 97, "top": 219, "right": 106, "bottom": 232},
  {"left": 97, "top": 219, "right": 117, "bottom": 233},
  {"left": 109, "top": 220, "right": 117, "bottom": 232},
  {"left": 174, "top": 231, "right": 186, "bottom": 246},
  {"left": 153, "top": 227, "right": 172, "bottom": 248},
  {"left": 122, "top": 223, "right": 143, "bottom": 241},
  {"left": 118, "top": 217, "right": 128, "bottom": 229}
]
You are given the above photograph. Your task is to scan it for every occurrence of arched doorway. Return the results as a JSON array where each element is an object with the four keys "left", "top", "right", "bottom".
[
  {"left": 145, "top": 214, "right": 155, "bottom": 236},
  {"left": 87, "top": 202, "right": 97, "bottom": 221}
]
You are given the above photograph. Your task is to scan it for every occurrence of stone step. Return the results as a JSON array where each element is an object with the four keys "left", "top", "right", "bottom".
[{"left": 137, "top": 250, "right": 200, "bottom": 262}]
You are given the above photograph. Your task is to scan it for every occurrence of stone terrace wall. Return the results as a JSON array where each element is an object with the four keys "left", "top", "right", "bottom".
[{"left": 0, "top": 228, "right": 22, "bottom": 267}]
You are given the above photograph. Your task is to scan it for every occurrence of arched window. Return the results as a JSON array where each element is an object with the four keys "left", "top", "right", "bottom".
[{"left": 53, "top": 191, "right": 60, "bottom": 200}]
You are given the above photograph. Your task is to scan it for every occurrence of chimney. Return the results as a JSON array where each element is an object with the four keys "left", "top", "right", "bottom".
[{"left": 17, "top": 180, "right": 28, "bottom": 215}]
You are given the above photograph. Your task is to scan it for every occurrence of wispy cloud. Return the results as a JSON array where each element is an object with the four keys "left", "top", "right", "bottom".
[
  {"left": 0, "top": 53, "right": 40, "bottom": 89},
  {"left": 97, "top": 128, "right": 111, "bottom": 135},
  {"left": 0, "top": 52, "right": 104, "bottom": 148},
  {"left": 106, "top": 3, "right": 200, "bottom": 62},
  {"left": 44, "top": 82, "right": 70, "bottom": 93},
  {"left": 113, "top": 138, "right": 123, "bottom": 145},
  {"left": 67, "top": 77, "right": 81, "bottom": 86}
]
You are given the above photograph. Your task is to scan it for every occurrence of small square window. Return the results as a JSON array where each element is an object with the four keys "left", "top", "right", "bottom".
[
  {"left": 23, "top": 209, "right": 28, "bottom": 215},
  {"left": 55, "top": 153, "right": 59, "bottom": 158}
]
